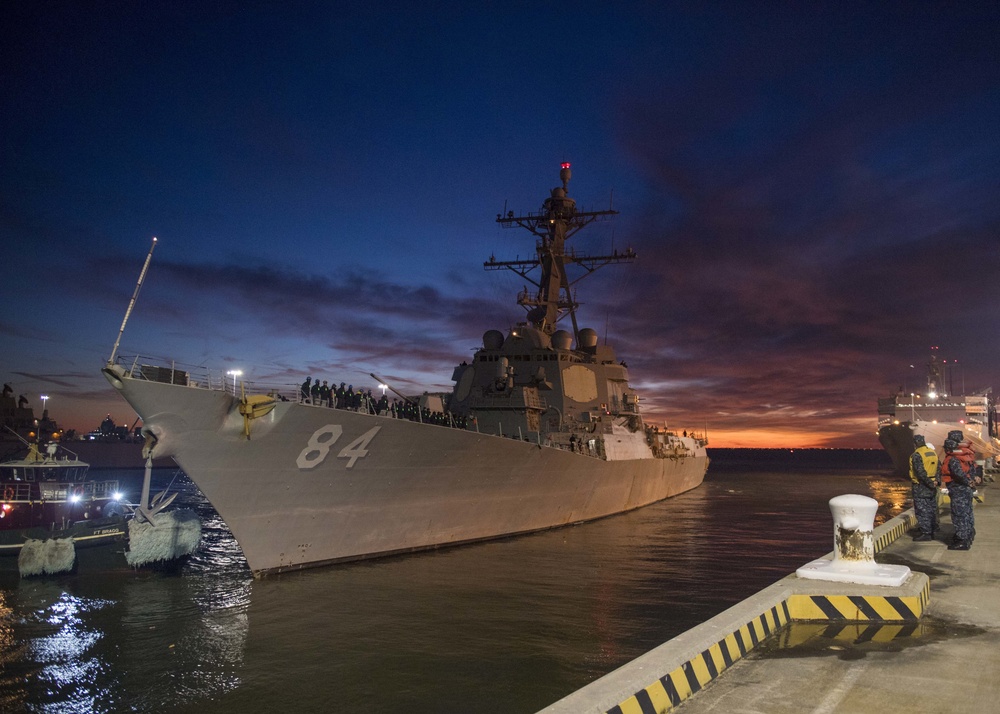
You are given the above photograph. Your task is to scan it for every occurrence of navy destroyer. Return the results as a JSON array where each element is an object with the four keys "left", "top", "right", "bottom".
[{"left": 102, "top": 164, "right": 709, "bottom": 577}]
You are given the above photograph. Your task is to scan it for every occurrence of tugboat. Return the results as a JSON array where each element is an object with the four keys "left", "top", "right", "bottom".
[
  {"left": 102, "top": 163, "right": 709, "bottom": 577},
  {"left": 0, "top": 439, "right": 128, "bottom": 575},
  {"left": 0, "top": 435, "right": 200, "bottom": 577}
]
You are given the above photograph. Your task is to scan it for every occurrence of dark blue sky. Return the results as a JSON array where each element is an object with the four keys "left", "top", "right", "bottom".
[{"left": 3, "top": 2, "right": 998, "bottom": 446}]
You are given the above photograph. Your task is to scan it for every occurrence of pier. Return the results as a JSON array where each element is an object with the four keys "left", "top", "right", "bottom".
[{"left": 542, "top": 493, "right": 996, "bottom": 713}]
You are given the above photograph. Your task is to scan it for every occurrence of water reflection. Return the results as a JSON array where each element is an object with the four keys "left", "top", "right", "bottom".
[
  {"left": 1, "top": 571, "right": 253, "bottom": 713},
  {"left": 0, "top": 469, "right": 254, "bottom": 714},
  {"left": 0, "top": 458, "right": 911, "bottom": 713},
  {"left": 30, "top": 591, "right": 108, "bottom": 712},
  {"left": 0, "top": 590, "right": 30, "bottom": 712}
]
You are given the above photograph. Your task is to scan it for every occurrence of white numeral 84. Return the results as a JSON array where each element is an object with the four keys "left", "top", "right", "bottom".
[{"left": 296, "top": 425, "right": 381, "bottom": 470}]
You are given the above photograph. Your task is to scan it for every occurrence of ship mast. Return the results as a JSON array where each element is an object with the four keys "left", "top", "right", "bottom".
[
  {"left": 484, "top": 163, "right": 634, "bottom": 338},
  {"left": 108, "top": 236, "right": 157, "bottom": 366}
]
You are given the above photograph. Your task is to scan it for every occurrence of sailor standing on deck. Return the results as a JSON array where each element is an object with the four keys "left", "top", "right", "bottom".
[
  {"left": 942, "top": 430, "right": 977, "bottom": 550},
  {"left": 909, "top": 434, "right": 940, "bottom": 541}
]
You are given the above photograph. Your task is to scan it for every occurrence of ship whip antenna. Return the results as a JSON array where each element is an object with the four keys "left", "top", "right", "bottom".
[
  {"left": 2, "top": 425, "right": 31, "bottom": 447},
  {"left": 369, "top": 372, "right": 417, "bottom": 405},
  {"left": 108, "top": 237, "right": 157, "bottom": 366}
]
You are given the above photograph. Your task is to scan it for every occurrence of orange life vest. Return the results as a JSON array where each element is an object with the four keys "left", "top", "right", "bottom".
[{"left": 941, "top": 443, "right": 975, "bottom": 484}]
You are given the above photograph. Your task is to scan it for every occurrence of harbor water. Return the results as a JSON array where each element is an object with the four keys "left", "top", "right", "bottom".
[{"left": 0, "top": 450, "right": 909, "bottom": 713}]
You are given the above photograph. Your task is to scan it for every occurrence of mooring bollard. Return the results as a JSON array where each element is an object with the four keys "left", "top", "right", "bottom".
[
  {"left": 796, "top": 494, "right": 911, "bottom": 586},
  {"left": 829, "top": 494, "right": 877, "bottom": 568}
]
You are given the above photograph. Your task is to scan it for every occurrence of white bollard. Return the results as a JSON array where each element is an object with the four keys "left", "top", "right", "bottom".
[
  {"left": 796, "top": 494, "right": 911, "bottom": 586},
  {"left": 829, "top": 494, "right": 878, "bottom": 569}
]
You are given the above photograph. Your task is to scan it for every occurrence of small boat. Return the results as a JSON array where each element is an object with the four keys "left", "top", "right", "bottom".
[{"left": 0, "top": 438, "right": 201, "bottom": 577}]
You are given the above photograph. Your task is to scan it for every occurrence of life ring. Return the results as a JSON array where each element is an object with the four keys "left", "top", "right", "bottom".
[{"left": 3, "top": 487, "right": 13, "bottom": 501}]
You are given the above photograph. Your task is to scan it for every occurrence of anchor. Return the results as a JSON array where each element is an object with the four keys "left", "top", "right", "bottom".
[{"left": 135, "top": 433, "right": 176, "bottom": 525}]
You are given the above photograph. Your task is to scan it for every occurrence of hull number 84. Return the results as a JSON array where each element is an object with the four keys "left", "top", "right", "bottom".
[{"left": 296, "top": 425, "right": 382, "bottom": 470}]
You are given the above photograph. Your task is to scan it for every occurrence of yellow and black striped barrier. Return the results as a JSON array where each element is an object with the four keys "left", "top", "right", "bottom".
[
  {"left": 786, "top": 576, "right": 930, "bottom": 622},
  {"left": 603, "top": 509, "right": 929, "bottom": 714},
  {"left": 606, "top": 604, "right": 791, "bottom": 714},
  {"left": 875, "top": 511, "right": 916, "bottom": 552}
]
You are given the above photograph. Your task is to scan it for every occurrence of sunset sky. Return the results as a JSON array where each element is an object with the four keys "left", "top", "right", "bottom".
[{"left": 2, "top": 2, "right": 998, "bottom": 448}]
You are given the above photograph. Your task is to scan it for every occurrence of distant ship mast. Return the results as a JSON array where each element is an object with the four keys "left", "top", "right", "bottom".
[{"left": 485, "top": 163, "right": 635, "bottom": 339}]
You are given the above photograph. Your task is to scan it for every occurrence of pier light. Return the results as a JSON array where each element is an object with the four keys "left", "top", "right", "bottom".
[
  {"left": 227, "top": 370, "right": 243, "bottom": 394},
  {"left": 40, "top": 395, "right": 48, "bottom": 412},
  {"left": 69, "top": 493, "right": 81, "bottom": 504},
  {"left": 379, "top": 384, "right": 387, "bottom": 396},
  {"left": 113, "top": 491, "right": 123, "bottom": 501}
]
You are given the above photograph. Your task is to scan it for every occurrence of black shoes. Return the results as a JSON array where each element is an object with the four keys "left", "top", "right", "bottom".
[
  {"left": 947, "top": 542, "right": 972, "bottom": 550},
  {"left": 912, "top": 533, "right": 933, "bottom": 542}
]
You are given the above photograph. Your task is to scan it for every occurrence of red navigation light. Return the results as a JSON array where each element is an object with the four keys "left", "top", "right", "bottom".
[{"left": 561, "top": 162, "right": 571, "bottom": 169}]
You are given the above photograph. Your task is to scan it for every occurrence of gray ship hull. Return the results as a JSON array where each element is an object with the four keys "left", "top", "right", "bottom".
[
  {"left": 104, "top": 367, "right": 707, "bottom": 576},
  {"left": 878, "top": 424, "right": 914, "bottom": 476},
  {"left": 879, "top": 421, "right": 999, "bottom": 477}
]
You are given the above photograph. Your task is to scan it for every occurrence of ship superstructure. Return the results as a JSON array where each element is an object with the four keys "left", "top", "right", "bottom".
[{"left": 450, "top": 163, "right": 663, "bottom": 454}]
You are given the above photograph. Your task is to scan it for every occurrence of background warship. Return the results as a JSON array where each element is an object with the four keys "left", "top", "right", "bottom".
[{"left": 878, "top": 350, "right": 998, "bottom": 474}]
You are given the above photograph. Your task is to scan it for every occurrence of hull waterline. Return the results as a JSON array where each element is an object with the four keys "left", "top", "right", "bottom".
[{"left": 105, "top": 368, "right": 706, "bottom": 576}]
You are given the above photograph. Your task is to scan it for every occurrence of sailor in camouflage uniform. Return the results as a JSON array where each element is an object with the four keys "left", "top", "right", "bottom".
[
  {"left": 942, "top": 430, "right": 977, "bottom": 551},
  {"left": 909, "top": 434, "right": 939, "bottom": 541}
]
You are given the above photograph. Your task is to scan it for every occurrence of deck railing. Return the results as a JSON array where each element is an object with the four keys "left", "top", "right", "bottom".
[{"left": 112, "top": 354, "right": 300, "bottom": 401}]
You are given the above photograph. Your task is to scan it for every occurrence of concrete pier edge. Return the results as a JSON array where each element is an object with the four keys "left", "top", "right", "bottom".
[{"left": 539, "top": 509, "right": 924, "bottom": 714}]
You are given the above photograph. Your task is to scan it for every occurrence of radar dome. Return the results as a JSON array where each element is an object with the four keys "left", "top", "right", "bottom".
[
  {"left": 526, "top": 306, "right": 547, "bottom": 324},
  {"left": 483, "top": 330, "right": 504, "bottom": 350},
  {"left": 577, "top": 328, "right": 599, "bottom": 350},
  {"left": 552, "top": 330, "right": 572, "bottom": 350}
]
